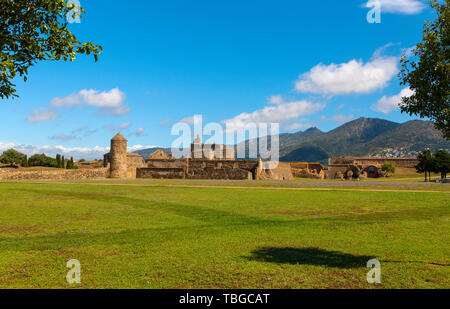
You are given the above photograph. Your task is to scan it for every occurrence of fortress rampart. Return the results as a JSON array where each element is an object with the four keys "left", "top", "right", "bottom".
[
  {"left": 100, "top": 134, "right": 330, "bottom": 181},
  {"left": 328, "top": 156, "right": 419, "bottom": 179},
  {"left": 102, "top": 134, "right": 328, "bottom": 181}
]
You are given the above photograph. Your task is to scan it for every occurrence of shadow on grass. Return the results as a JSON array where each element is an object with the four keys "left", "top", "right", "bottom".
[{"left": 246, "top": 247, "right": 374, "bottom": 268}]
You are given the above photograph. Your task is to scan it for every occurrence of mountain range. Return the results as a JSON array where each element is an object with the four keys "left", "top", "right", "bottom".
[{"left": 134, "top": 118, "right": 450, "bottom": 165}]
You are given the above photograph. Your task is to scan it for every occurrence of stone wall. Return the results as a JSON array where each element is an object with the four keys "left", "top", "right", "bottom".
[
  {"left": 110, "top": 133, "right": 128, "bottom": 178},
  {"left": 328, "top": 156, "right": 419, "bottom": 179},
  {"left": 187, "top": 167, "right": 252, "bottom": 180},
  {"left": 136, "top": 168, "right": 185, "bottom": 179},
  {"left": 259, "top": 162, "right": 294, "bottom": 180},
  {"left": 327, "top": 164, "right": 350, "bottom": 180},
  {"left": 329, "top": 157, "right": 419, "bottom": 168},
  {"left": 127, "top": 153, "right": 145, "bottom": 178},
  {"left": 290, "top": 162, "right": 324, "bottom": 173},
  {"left": 140, "top": 159, "right": 258, "bottom": 180},
  {"left": 140, "top": 158, "right": 300, "bottom": 181},
  {"left": 290, "top": 162, "right": 325, "bottom": 179},
  {"left": 0, "top": 168, "right": 109, "bottom": 180},
  {"left": 147, "top": 159, "right": 187, "bottom": 169},
  {"left": 188, "top": 159, "right": 258, "bottom": 173},
  {"left": 104, "top": 151, "right": 144, "bottom": 179}
]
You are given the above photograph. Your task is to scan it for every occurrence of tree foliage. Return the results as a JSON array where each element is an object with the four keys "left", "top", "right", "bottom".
[
  {"left": 56, "top": 154, "right": 61, "bottom": 168},
  {"left": 416, "top": 148, "right": 450, "bottom": 181},
  {"left": 0, "top": 0, "right": 102, "bottom": 99},
  {"left": 23, "top": 154, "right": 28, "bottom": 167},
  {"left": 433, "top": 149, "right": 450, "bottom": 179},
  {"left": 28, "top": 153, "right": 58, "bottom": 167},
  {"left": 416, "top": 149, "right": 435, "bottom": 181},
  {"left": 0, "top": 148, "right": 27, "bottom": 165},
  {"left": 399, "top": 0, "right": 449, "bottom": 140},
  {"left": 66, "top": 156, "right": 77, "bottom": 169},
  {"left": 381, "top": 163, "right": 396, "bottom": 174}
]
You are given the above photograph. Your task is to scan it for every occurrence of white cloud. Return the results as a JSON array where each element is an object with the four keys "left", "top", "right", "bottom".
[
  {"left": 267, "top": 95, "right": 284, "bottom": 105},
  {"left": 295, "top": 56, "right": 398, "bottom": 95},
  {"left": 336, "top": 104, "right": 346, "bottom": 111},
  {"left": 49, "top": 134, "right": 77, "bottom": 142},
  {"left": 0, "top": 141, "right": 158, "bottom": 161},
  {"left": 158, "top": 119, "right": 172, "bottom": 127},
  {"left": 26, "top": 109, "right": 58, "bottom": 123},
  {"left": 119, "top": 122, "right": 132, "bottom": 129},
  {"left": 135, "top": 127, "right": 146, "bottom": 136},
  {"left": 179, "top": 115, "right": 203, "bottom": 125},
  {"left": 223, "top": 99, "right": 324, "bottom": 130},
  {"left": 371, "top": 87, "right": 415, "bottom": 114},
  {"left": 330, "top": 114, "right": 356, "bottom": 123},
  {"left": 50, "top": 88, "right": 130, "bottom": 116},
  {"left": 50, "top": 93, "right": 81, "bottom": 107},
  {"left": 365, "top": 0, "right": 426, "bottom": 15},
  {"left": 284, "top": 123, "right": 313, "bottom": 131},
  {"left": 72, "top": 126, "right": 98, "bottom": 137}
]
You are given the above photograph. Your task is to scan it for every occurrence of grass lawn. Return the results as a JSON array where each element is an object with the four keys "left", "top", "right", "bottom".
[{"left": 0, "top": 180, "right": 448, "bottom": 289}]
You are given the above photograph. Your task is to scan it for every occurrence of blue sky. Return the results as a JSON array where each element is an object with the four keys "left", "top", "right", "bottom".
[{"left": 0, "top": 0, "right": 436, "bottom": 159}]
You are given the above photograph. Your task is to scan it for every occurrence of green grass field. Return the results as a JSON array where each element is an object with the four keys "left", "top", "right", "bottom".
[{"left": 0, "top": 179, "right": 448, "bottom": 289}]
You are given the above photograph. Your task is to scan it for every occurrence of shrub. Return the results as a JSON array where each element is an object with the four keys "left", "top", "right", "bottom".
[{"left": 382, "top": 163, "right": 396, "bottom": 175}]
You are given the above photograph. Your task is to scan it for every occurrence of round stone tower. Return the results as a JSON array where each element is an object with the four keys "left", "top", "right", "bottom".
[{"left": 110, "top": 133, "right": 128, "bottom": 178}]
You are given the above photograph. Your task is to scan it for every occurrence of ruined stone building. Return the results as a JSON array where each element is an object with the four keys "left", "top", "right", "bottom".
[
  {"left": 327, "top": 156, "right": 419, "bottom": 180},
  {"left": 290, "top": 162, "right": 326, "bottom": 179},
  {"left": 103, "top": 133, "right": 324, "bottom": 181},
  {"left": 190, "top": 134, "right": 236, "bottom": 160}
]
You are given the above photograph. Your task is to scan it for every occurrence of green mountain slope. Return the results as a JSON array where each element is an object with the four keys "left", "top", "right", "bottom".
[{"left": 280, "top": 118, "right": 450, "bottom": 164}]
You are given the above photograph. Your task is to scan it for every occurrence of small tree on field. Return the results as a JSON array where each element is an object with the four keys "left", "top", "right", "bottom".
[
  {"left": 56, "top": 154, "right": 61, "bottom": 168},
  {"left": 416, "top": 150, "right": 435, "bottom": 182},
  {"left": 382, "top": 163, "right": 396, "bottom": 175},
  {"left": 66, "top": 158, "right": 72, "bottom": 169},
  {"left": 0, "top": 149, "right": 27, "bottom": 165},
  {"left": 22, "top": 155, "right": 28, "bottom": 167},
  {"left": 66, "top": 157, "right": 77, "bottom": 169},
  {"left": 434, "top": 150, "right": 450, "bottom": 180}
]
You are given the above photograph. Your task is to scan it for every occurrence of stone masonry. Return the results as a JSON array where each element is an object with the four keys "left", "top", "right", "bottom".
[{"left": 109, "top": 133, "right": 128, "bottom": 178}]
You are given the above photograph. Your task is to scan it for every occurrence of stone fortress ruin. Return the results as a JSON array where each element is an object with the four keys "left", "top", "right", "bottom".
[
  {"left": 0, "top": 133, "right": 422, "bottom": 181},
  {"left": 103, "top": 133, "right": 326, "bottom": 181},
  {"left": 327, "top": 156, "right": 419, "bottom": 180}
]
